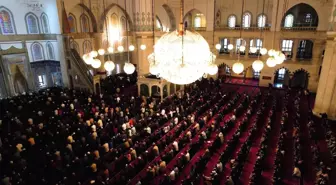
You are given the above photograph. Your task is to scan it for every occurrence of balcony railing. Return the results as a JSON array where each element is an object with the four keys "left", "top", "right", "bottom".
[
  {"left": 215, "top": 26, "right": 271, "bottom": 31},
  {"left": 281, "top": 26, "right": 317, "bottom": 31}
]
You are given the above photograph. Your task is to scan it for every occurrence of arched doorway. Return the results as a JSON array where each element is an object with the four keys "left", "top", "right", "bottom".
[
  {"left": 151, "top": 85, "right": 160, "bottom": 98},
  {"left": 291, "top": 69, "right": 309, "bottom": 89},
  {"left": 274, "top": 68, "right": 291, "bottom": 88},
  {"left": 140, "top": 84, "right": 149, "bottom": 97}
]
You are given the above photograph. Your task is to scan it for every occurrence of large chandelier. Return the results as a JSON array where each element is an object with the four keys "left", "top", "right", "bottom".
[{"left": 147, "top": 0, "right": 217, "bottom": 85}]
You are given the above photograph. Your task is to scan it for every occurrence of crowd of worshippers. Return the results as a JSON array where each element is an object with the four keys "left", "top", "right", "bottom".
[
  {"left": 0, "top": 79, "right": 222, "bottom": 185},
  {"left": 100, "top": 73, "right": 137, "bottom": 95}
]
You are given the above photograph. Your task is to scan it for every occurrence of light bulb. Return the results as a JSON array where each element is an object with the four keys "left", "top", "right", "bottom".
[
  {"left": 250, "top": 47, "right": 257, "bottom": 53},
  {"left": 215, "top": 44, "right": 221, "bottom": 50},
  {"left": 239, "top": 46, "right": 246, "bottom": 52},
  {"left": 140, "top": 44, "right": 146, "bottom": 50},
  {"left": 91, "top": 59, "right": 102, "bottom": 69},
  {"left": 124, "top": 63, "right": 135, "bottom": 74},
  {"left": 117, "top": 46, "right": 124, "bottom": 52},
  {"left": 228, "top": 44, "right": 234, "bottom": 50},
  {"left": 90, "top": 51, "right": 98, "bottom": 58},
  {"left": 129, "top": 45, "right": 135, "bottom": 51},
  {"left": 207, "top": 63, "right": 218, "bottom": 75},
  {"left": 260, "top": 48, "right": 267, "bottom": 55},
  {"left": 232, "top": 62, "right": 244, "bottom": 74},
  {"left": 82, "top": 54, "right": 93, "bottom": 65},
  {"left": 268, "top": 49, "right": 276, "bottom": 57},
  {"left": 107, "top": 47, "right": 114, "bottom": 53},
  {"left": 266, "top": 57, "right": 276, "bottom": 67},
  {"left": 104, "top": 61, "right": 115, "bottom": 71},
  {"left": 98, "top": 49, "right": 105, "bottom": 56},
  {"left": 252, "top": 60, "right": 264, "bottom": 72}
]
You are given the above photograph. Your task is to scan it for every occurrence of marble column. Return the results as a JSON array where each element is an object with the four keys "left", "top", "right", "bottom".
[
  {"left": 313, "top": 32, "right": 336, "bottom": 119},
  {"left": 57, "top": 35, "right": 70, "bottom": 87}
]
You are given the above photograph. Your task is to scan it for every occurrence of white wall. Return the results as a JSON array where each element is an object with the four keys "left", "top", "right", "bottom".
[
  {"left": 0, "top": 0, "right": 61, "bottom": 35},
  {"left": 26, "top": 40, "right": 60, "bottom": 62}
]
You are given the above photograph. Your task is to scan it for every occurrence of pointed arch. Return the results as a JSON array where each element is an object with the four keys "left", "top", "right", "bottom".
[
  {"left": 68, "top": 13, "right": 77, "bottom": 33},
  {"left": 40, "top": 13, "right": 50, "bottom": 33},
  {"left": 25, "top": 12, "right": 40, "bottom": 34},
  {"left": 281, "top": 3, "right": 319, "bottom": 28},
  {"left": 291, "top": 68, "right": 310, "bottom": 89},
  {"left": 242, "top": 11, "right": 252, "bottom": 28},
  {"left": 162, "top": 4, "right": 176, "bottom": 30},
  {"left": 31, "top": 42, "right": 44, "bottom": 61},
  {"left": 0, "top": 6, "right": 16, "bottom": 35},
  {"left": 120, "top": 16, "right": 127, "bottom": 31},
  {"left": 80, "top": 13, "right": 90, "bottom": 32},
  {"left": 156, "top": 15, "right": 163, "bottom": 30},
  {"left": 78, "top": 3, "right": 98, "bottom": 32},
  {"left": 99, "top": 3, "right": 133, "bottom": 32},
  {"left": 70, "top": 40, "right": 80, "bottom": 53},
  {"left": 46, "top": 42, "right": 55, "bottom": 60}
]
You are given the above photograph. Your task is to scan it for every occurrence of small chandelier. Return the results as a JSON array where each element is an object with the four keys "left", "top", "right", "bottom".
[{"left": 147, "top": 0, "right": 217, "bottom": 85}]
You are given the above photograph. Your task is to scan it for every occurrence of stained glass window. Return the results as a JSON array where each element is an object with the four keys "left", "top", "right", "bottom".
[
  {"left": 47, "top": 42, "right": 55, "bottom": 60},
  {"left": 68, "top": 14, "right": 77, "bottom": 33},
  {"left": 41, "top": 13, "right": 50, "bottom": 33},
  {"left": 0, "top": 8, "right": 15, "bottom": 35},
  {"left": 80, "top": 14, "right": 90, "bottom": 33},
  {"left": 26, "top": 13, "right": 39, "bottom": 34},
  {"left": 32, "top": 43, "right": 44, "bottom": 61}
]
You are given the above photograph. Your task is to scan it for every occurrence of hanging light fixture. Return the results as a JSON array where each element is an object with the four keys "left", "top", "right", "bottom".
[
  {"left": 147, "top": 0, "right": 216, "bottom": 84},
  {"left": 140, "top": 44, "right": 147, "bottom": 50},
  {"left": 92, "top": 59, "right": 102, "bottom": 69},
  {"left": 228, "top": 44, "right": 234, "bottom": 50},
  {"left": 215, "top": 44, "right": 221, "bottom": 50},
  {"left": 266, "top": 56, "right": 277, "bottom": 67},
  {"left": 260, "top": 48, "right": 267, "bottom": 55},
  {"left": 104, "top": 61, "right": 115, "bottom": 71},
  {"left": 239, "top": 45, "right": 246, "bottom": 52},
  {"left": 129, "top": 45, "right": 135, "bottom": 51},
  {"left": 250, "top": 47, "right": 257, "bottom": 53},
  {"left": 98, "top": 49, "right": 105, "bottom": 55},
  {"left": 252, "top": 59, "right": 264, "bottom": 71},
  {"left": 232, "top": 0, "right": 245, "bottom": 74},
  {"left": 107, "top": 47, "right": 114, "bottom": 53},
  {"left": 123, "top": 0, "right": 135, "bottom": 74},
  {"left": 274, "top": 52, "right": 286, "bottom": 64},
  {"left": 117, "top": 46, "right": 124, "bottom": 52},
  {"left": 83, "top": 54, "right": 93, "bottom": 65},
  {"left": 90, "top": 51, "right": 98, "bottom": 58}
]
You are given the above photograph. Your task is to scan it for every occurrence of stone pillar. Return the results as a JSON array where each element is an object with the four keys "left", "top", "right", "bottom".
[
  {"left": 245, "top": 38, "right": 250, "bottom": 59},
  {"left": 137, "top": 83, "right": 141, "bottom": 96},
  {"left": 292, "top": 39, "right": 298, "bottom": 61},
  {"left": 230, "top": 38, "right": 234, "bottom": 57},
  {"left": 57, "top": 35, "right": 70, "bottom": 87},
  {"left": 136, "top": 34, "right": 154, "bottom": 75},
  {"left": 313, "top": 33, "right": 336, "bottom": 119}
]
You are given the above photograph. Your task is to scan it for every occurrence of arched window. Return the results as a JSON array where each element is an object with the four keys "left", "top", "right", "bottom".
[
  {"left": 70, "top": 41, "right": 79, "bottom": 53},
  {"left": 120, "top": 16, "right": 127, "bottom": 31},
  {"left": 284, "top": 14, "right": 294, "bottom": 28},
  {"left": 68, "top": 14, "right": 77, "bottom": 33},
  {"left": 110, "top": 14, "right": 118, "bottom": 27},
  {"left": 31, "top": 42, "right": 44, "bottom": 61},
  {"left": 26, "top": 13, "right": 39, "bottom": 34},
  {"left": 41, "top": 13, "right": 50, "bottom": 33},
  {"left": 194, "top": 16, "right": 201, "bottom": 28},
  {"left": 0, "top": 7, "right": 15, "bottom": 35},
  {"left": 257, "top": 14, "right": 266, "bottom": 28},
  {"left": 83, "top": 40, "right": 92, "bottom": 54},
  {"left": 80, "top": 14, "right": 90, "bottom": 33},
  {"left": 46, "top": 42, "right": 55, "bottom": 60},
  {"left": 242, "top": 12, "right": 251, "bottom": 28},
  {"left": 228, "top": 15, "right": 236, "bottom": 28}
]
